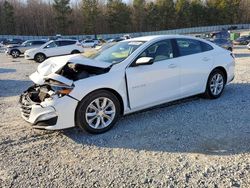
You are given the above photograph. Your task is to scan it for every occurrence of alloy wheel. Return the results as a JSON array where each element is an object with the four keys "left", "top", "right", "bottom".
[
  {"left": 210, "top": 73, "right": 224, "bottom": 95},
  {"left": 85, "top": 97, "right": 116, "bottom": 129},
  {"left": 12, "top": 51, "right": 19, "bottom": 58},
  {"left": 36, "top": 54, "right": 45, "bottom": 63}
]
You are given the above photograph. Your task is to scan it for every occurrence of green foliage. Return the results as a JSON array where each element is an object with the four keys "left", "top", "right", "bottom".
[
  {"left": 175, "top": 0, "right": 191, "bottom": 28},
  {"left": 1, "top": 1, "right": 15, "bottom": 34},
  {"left": 53, "top": 0, "right": 72, "bottom": 34},
  {"left": 0, "top": 0, "right": 248, "bottom": 35},
  {"left": 132, "top": 0, "right": 146, "bottom": 32},
  {"left": 144, "top": 2, "right": 160, "bottom": 31},
  {"left": 156, "top": 0, "right": 176, "bottom": 29},
  {"left": 106, "top": 0, "right": 131, "bottom": 33},
  {"left": 82, "top": 0, "right": 99, "bottom": 34}
]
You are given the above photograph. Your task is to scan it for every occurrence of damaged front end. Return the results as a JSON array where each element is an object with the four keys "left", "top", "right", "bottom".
[
  {"left": 19, "top": 55, "right": 112, "bottom": 130},
  {"left": 19, "top": 81, "right": 78, "bottom": 129},
  {"left": 19, "top": 84, "right": 59, "bottom": 127}
]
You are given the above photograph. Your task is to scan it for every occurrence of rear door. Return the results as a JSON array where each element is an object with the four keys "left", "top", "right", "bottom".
[
  {"left": 175, "top": 38, "right": 214, "bottom": 97},
  {"left": 56, "top": 40, "right": 76, "bottom": 55}
]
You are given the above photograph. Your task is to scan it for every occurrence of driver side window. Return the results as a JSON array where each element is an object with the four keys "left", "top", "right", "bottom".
[{"left": 138, "top": 40, "right": 174, "bottom": 62}]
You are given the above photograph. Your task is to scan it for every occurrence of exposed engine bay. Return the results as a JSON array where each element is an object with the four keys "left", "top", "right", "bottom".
[
  {"left": 22, "top": 85, "right": 53, "bottom": 103},
  {"left": 56, "top": 62, "right": 111, "bottom": 81}
]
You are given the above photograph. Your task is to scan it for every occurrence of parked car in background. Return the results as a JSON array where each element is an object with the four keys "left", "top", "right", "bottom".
[
  {"left": 81, "top": 39, "right": 96, "bottom": 48},
  {"left": 93, "top": 39, "right": 102, "bottom": 46},
  {"left": 211, "top": 38, "right": 233, "bottom": 51},
  {"left": 107, "top": 37, "right": 125, "bottom": 43},
  {"left": 6, "top": 40, "right": 47, "bottom": 58},
  {"left": 210, "top": 30, "right": 230, "bottom": 39},
  {"left": 1, "top": 38, "right": 23, "bottom": 46},
  {"left": 233, "top": 35, "right": 250, "bottom": 45},
  {"left": 20, "top": 35, "right": 235, "bottom": 134},
  {"left": 24, "top": 39, "right": 84, "bottom": 63}
]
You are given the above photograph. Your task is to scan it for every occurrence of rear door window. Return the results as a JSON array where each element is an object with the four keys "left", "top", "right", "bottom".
[
  {"left": 57, "top": 40, "right": 76, "bottom": 46},
  {"left": 176, "top": 38, "right": 202, "bottom": 56}
]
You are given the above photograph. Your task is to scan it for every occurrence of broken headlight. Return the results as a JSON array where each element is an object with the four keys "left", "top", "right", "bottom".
[{"left": 48, "top": 80, "right": 74, "bottom": 97}]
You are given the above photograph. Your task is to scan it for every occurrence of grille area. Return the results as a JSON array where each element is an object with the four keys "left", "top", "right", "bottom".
[{"left": 19, "top": 93, "right": 33, "bottom": 120}]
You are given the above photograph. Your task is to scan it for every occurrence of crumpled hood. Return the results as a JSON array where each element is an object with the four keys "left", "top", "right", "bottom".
[{"left": 30, "top": 54, "right": 111, "bottom": 85}]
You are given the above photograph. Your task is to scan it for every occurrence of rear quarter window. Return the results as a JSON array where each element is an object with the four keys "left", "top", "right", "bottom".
[{"left": 200, "top": 41, "right": 214, "bottom": 52}]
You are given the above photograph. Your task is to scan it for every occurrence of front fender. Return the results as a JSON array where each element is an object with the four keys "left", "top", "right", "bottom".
[{"left": 69, "top": 70, "right": 129, "bottom": 114}]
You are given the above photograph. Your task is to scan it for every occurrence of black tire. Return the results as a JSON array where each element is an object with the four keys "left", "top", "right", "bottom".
[
  {"left": 11, "top": 49, "right": 20, "bottom": 58},
  {"left": 227, "top": 47, "right": 232, "bottom": 52},
  {"left": 75, "top": 90, "right": 121, "bottom": 134},
  {"left": 34, "top": 53, "right": 46, "bottom": 63},
  {"left": 71, "top": 50, "right": 80, "bottom": 54},
  {"left": 204, "top": 69, "right": 226, "bottom": 99}
]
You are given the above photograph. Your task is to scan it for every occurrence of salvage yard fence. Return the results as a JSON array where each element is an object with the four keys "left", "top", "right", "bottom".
[{"left": 1, "top": 23, "right": 250, "bottom": 41}]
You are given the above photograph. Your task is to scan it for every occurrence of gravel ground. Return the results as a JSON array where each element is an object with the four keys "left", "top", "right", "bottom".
[{"left": 0, "top": 46, "right": 250, "bottom": 187}]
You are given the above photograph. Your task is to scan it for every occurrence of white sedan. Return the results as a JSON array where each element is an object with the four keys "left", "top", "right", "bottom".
[{"left": 20, "top": 35, "right": 235, "bottom": 134}]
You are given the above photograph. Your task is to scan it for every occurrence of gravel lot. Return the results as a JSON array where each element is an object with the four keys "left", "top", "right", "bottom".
[{"left": 0, "top": 46, "right": 250, "bottom": 187}]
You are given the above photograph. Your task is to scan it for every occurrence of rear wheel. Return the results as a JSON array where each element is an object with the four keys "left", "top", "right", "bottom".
[
  {"left": 75, "top": 90, "right": 121, "bottom": 134},
  {"left": 204, "top": 69, "right": 226, "bottom": 99},
  {"left": 34, "top": 53, "right": 46, "bottom": 63},
  {"left": 11, "top": 50, "right": 20, "bottom": 58}
]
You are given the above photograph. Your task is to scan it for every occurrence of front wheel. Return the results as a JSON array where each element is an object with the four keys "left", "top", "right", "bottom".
[
  {"left": 75, "top": 90, "right": 121, "bottom": 134},
  {"left": 204, "top": 69, "right": 226, "bottom": 99},
  {"left": 34, "top": 53, "right": 46, "bottom": 63}
]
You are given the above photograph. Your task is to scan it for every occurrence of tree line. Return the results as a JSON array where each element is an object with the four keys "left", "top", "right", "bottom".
[{"left": 0, "top": 0, "right": 249, "bottom": 36}]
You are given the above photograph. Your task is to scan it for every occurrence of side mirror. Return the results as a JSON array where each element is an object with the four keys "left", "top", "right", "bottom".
[{"left": 135, "top": 57, "right": 154, "bottom": 66}]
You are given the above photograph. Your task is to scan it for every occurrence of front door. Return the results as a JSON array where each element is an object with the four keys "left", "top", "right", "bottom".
[{"left": 125, "top": 40, "right": 181, "bottom": 110}]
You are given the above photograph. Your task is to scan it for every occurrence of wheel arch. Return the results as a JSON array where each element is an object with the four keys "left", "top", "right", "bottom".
[
  {"left": 211, "top": 66, "right": 228, "bottom": 83},
  {"left": 76, "top": 88, "right": 125, "bottom": 115},
  {"left": 71, "top": 50, "right": 80, "bottom": 54},
  {"left": 10, "top": 48, "right": 21, "bottom": 54}
]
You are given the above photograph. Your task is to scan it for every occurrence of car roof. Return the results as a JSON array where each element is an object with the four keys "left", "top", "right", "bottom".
[
  {"left": 55, "top": 39, "right": 77, "bottom": 41},
  {"left": 25, "top": 39, "right": 47, "bottom": 42},
  {"left": 127, "top": 35, "right": 202, "bottom": 42}
]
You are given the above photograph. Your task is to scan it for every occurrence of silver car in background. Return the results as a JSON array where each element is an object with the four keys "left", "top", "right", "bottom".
[{"left": 6, "top": 40, "right": 47, "bottom": 58}]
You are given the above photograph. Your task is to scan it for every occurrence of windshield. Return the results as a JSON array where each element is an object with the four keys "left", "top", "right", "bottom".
[{"left": 86, "top": 41, "right": 144, "bottom": 64}]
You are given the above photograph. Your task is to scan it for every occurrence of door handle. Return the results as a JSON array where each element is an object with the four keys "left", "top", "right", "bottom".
[
  {"left": 202, "top": 57, "right": 210, "bottom": 62},
  {"left": 168, "top": 64, "right": 177, "bottom": 68}
]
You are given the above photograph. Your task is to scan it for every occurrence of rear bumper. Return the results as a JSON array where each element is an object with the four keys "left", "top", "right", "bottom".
[{"left": 19, "top": 87, "right": 78, "bottom": 130}]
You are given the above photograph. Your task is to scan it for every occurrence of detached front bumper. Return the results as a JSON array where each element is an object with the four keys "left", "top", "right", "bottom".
[{"left": 19, "top": 87, "right": 78, "bottom": 130}]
